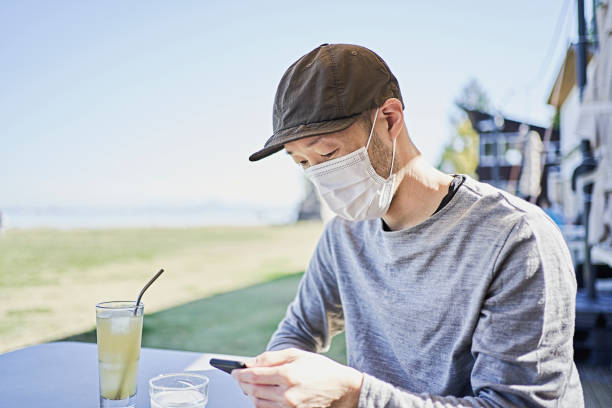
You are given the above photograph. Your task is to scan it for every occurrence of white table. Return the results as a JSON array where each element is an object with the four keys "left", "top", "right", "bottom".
[{"left": 0, "top": 341, "right": 253, "bottom": 407}]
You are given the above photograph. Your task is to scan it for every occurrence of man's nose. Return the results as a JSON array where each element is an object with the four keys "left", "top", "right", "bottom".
[{"left": 309, "top": 156, "right": 327, "bottom": 167}]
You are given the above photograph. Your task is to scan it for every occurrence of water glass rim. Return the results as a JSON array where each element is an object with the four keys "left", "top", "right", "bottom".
[
  {"left": 149, "top": 372, "right": 210, "bottom": 392},
  {"left": 96, "top": 300, "right": 144, "bottom": 310}
]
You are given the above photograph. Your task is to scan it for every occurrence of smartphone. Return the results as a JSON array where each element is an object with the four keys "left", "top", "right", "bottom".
[{"left": 209, "top": 358, "right": 247, "bottom": 374}]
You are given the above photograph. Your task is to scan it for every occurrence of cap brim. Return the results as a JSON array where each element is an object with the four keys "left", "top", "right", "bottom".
[{"left": 249, "top": 115, "right": 361, "bottom": 162}]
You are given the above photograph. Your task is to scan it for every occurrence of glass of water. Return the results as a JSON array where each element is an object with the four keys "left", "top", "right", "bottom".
[{"left": 149, "top": 373, "right": 209, "bottom": 408}]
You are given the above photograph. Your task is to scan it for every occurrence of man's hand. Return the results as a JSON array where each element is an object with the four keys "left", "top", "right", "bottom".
[{"left": 231, "top": 348, "right": 363, "bottom": 408}]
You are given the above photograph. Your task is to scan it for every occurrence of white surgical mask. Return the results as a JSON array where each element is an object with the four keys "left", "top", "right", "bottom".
[{"left": 305, "top": 108, "right": 397, "bottom": 221}]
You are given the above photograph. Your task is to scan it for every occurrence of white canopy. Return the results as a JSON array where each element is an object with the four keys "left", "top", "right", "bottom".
[{"left": 575, "top": 1, "right": 612, "bottom": 245}]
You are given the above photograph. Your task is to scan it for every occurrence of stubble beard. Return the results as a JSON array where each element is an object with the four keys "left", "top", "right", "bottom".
[{"left": 368, "top": 130, "right": 396, "bottom": 179}]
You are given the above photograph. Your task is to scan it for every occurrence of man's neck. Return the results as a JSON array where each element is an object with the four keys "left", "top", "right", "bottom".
[{"left": 382, "top": 155, "right": 454, "bottom": 231}]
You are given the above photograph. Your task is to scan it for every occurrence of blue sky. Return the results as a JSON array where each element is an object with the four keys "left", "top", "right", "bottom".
[{"left": 1, "top": 0, "right": 579, "bottom": 209}]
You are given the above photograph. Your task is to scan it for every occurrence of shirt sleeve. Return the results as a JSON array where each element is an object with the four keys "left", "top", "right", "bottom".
[
  {"left": 357, "top": 216, "right": 580, "bottom": 408},
  {"left": 266, "top": 219, "right": 345, "bottom": 353}
]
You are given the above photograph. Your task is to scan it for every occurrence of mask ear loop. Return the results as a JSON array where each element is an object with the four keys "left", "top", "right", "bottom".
[
  {"left": 365, "top": 108, "right": 380, "bottom": 151},
  {"left": 389, "top": 135, "right": 397, "bottom": 178},
  {"left": 380, "top": 122, "right": 398, "bottom": 208}
]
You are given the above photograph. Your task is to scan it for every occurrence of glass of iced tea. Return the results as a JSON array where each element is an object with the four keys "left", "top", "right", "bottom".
[{"left": 96, "top": 301, "right": 144, "bottom": 408}]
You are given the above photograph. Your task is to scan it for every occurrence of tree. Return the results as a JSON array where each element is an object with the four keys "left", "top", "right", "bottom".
[
  {"left": 437, "top": 79, "right": 491, "bottom": 178},
  {"left": 455, "top": 78, "right": 491, "bottom": 112},
  {"left": 438, "top": 119, "right": 479, "bottom": 177}
]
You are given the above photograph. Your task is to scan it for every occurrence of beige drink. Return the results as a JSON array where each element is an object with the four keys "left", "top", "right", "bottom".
[{"left": 96, "top": 301, "right": 144, "bottom": 408}]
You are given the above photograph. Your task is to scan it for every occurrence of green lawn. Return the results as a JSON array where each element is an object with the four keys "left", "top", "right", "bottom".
[
  {"left": 0, "top": 226, "right": 298, "bottom": 287},
  {"left": 0, "top": 223, "right": 325, "bottom": 353},
  {"left": 63, "top": 273, "right": 347, "bottom": 363}
]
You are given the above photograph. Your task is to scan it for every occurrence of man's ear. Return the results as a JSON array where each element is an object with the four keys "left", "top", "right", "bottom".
[{"left": 380, "top": 98, "right": 404, "bottom": 141}]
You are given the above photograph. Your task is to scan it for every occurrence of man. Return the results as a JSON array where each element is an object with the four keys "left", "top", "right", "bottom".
[{"left": 233, "top": 43, "right": 584, "bottom": 407}]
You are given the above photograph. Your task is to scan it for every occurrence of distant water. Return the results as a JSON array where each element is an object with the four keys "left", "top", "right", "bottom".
[{"left": 0, "top": 203, "right": 298, "bottom": 229}]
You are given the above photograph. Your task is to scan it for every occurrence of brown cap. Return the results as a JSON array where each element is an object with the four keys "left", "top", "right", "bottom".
[{"left": 249, "top": 43, "right": 404, "bottom": 161}]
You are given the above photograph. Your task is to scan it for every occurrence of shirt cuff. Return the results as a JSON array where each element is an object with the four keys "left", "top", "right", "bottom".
[{"left": 358, "top": 373, "right": 393, "bottom": 407}]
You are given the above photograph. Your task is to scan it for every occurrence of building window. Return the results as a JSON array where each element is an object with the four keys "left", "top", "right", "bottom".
[{"left": 480, "top": 133, "right": 522, "bottom": 166}]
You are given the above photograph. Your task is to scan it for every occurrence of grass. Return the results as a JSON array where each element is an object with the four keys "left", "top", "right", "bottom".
[
  {"left": 0, "top": 222, "right": 325, "bottom": 353},
  {"left": 63, "top": 273, "right": 347, "bottom": 363},
  {"left": 0, "top": 227, "right": 289, "bottom": 287}
]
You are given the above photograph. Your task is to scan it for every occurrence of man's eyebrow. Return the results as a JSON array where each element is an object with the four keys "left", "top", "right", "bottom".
[{"left": 306, "top": 136, "right": 322, "bottom": 147}]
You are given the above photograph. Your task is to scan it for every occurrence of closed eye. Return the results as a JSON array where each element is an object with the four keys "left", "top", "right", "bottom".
[
  {"left": 322, "top": 149, "right": 338, "bottom": 158},
  {"left": 296, "top": 148, "right": 338, "bottom": 168}
]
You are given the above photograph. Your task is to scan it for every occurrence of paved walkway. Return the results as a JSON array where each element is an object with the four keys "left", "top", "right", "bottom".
[{"left": 578, "top": 364, "right": 612, "bottom": 407}]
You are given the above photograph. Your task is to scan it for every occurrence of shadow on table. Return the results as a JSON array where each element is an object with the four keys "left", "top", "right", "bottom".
[{"left": 57, "top": 271, "right": 348, "bottom": 363}]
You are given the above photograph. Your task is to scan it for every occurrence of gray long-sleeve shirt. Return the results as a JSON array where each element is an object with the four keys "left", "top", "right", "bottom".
[{"left": 267, "top": 176, "right": 583, "bottom": 407}]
